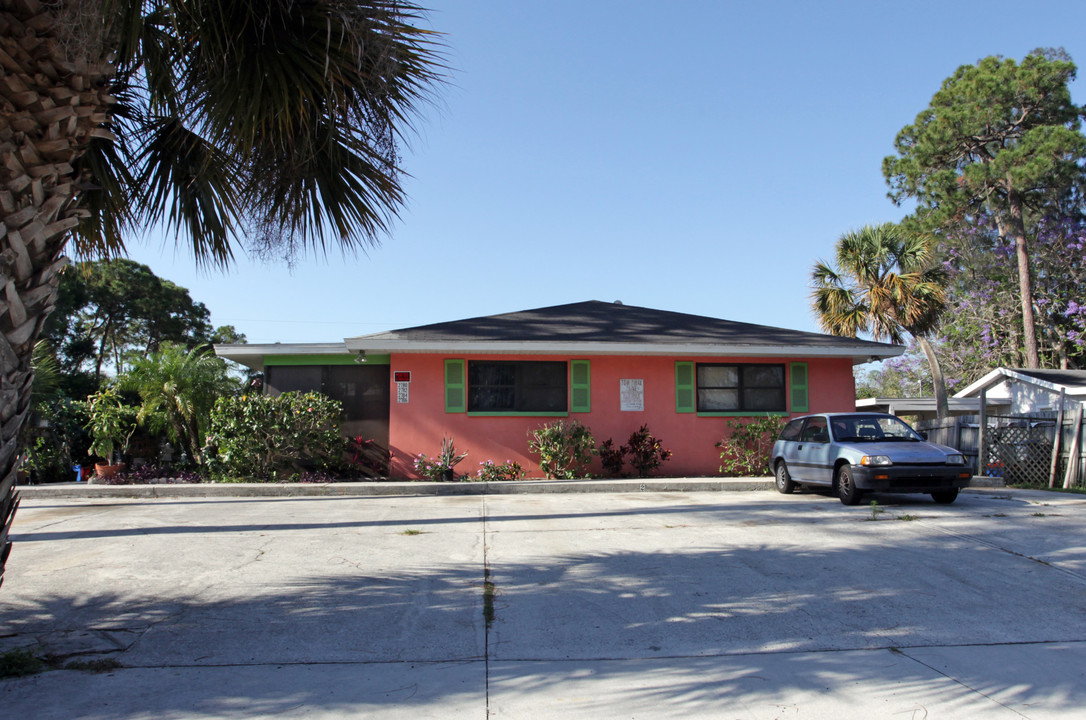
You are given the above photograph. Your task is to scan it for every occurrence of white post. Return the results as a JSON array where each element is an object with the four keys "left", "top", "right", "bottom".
[{"left": 977, "top": 389, "right": 987, "bottom": 479}]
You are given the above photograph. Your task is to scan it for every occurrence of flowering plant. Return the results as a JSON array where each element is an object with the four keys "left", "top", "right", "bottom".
[
  {"left": 414, "top": 435, "right": 468, "bottom": 480},
  {"left": 476, "top": 460, "right": 525, "bottom": 482}
]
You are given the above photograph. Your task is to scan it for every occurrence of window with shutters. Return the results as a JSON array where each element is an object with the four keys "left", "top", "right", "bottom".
[
  {"left": 467, "top": 361, "right": 568, "bottom": 413},
  {"left": 696, "top": 363, "right": 786, "bottom": 412}
]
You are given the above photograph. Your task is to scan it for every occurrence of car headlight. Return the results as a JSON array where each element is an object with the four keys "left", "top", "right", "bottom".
[
  {"left": 861, "top": 455, "right": 892, "bottom": 466},
  {"left": 946, "top": 454, "right": 966, "bottom": 465}
]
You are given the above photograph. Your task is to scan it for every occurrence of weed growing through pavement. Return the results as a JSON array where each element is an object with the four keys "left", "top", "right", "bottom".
[
  {"left": 0, "top": 648, "right": 127, "bottom": 678},
  {"left": 483, "top": 567, "right": 496, "bottom": 630},
  {"left": 868, "top": 500, "right": 885, "bottom": 521},
  {"left": 401, "top": 529, "right": 423, "bottom": 535},
  {"left": 897, "top": 514, "right": 919, "bottom": 521},
  {"left": 65, "top": 658, "right": 123, "bottom": 673},
  {"left": 0, "top": 648, "right": 44, "bottom": 678}
]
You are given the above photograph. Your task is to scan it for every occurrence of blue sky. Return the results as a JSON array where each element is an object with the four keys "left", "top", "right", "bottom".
[{"left": 121, "top": 0, "right": 1086, "bottom": 345}]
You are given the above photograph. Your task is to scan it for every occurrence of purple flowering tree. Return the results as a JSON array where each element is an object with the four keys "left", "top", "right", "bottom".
[{"left": 938, "top": 214, "right": 1086, "bottom": 379}]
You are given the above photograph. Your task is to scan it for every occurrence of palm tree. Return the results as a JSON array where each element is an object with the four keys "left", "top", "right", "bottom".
[
  {"left": 121, "top": 342, "right": 239, "bottom": 466},
  {"left": 812, "top": 223, "right": 951, "bottom": 419},
  {"left": 0, "top": 1, "right": 442, "bottom": 586}
]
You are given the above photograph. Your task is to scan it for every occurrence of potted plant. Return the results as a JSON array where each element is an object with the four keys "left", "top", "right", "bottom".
[
  {"left": 83, "top": 387, "right": 138, "bottom": 479},
  {"left": 414, "top": 435, "right": 468, "bottom": 481}
]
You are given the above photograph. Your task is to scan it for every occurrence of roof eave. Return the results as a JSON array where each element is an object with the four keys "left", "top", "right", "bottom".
[
  {"left": 213, "top": 342, "right": 350, "bottom": 371},
  {"left": 342, "top": 339, "right": 902, "bottom": 364},
  {"left": 952, "top": 367, "right": 1086, "bottom": 399}
]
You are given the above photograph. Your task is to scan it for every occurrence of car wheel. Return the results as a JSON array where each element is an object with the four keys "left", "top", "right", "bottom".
[
  {"left": 931, "top": 489, "right": 959, "bottom": 504},
  {"left": 835, "top": 465, "right": 862, "bottom": 505},
  {"left": 774, "top": 461, "right": 796, "bottom": 494}
]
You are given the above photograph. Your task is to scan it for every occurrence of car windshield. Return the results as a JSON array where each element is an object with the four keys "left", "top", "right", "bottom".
[{"left": 831, "top": 415, "right": 923, "bottom": 442}]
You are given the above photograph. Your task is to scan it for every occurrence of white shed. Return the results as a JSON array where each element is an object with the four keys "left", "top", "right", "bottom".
[{"left": 954, "top": 368, "right": 1086, "bottom": 415}]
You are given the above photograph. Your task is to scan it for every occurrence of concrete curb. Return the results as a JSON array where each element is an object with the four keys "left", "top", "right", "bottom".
[
  {"left": 15, "top": 478, "right": 775, "bottom": 498},
  {"left": 14, "top": 476, "right": 1004, "bottom": 499}
]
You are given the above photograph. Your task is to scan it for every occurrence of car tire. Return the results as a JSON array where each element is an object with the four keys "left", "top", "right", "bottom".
[
  {"left": 835, "top": 465, "right": 862, "bottom": 506},
  {"left": 931, "top": 489, "right": 959, "bottom": 504},
  {"left": 774, "top": 461, "right": 796, "bottom": 494}
]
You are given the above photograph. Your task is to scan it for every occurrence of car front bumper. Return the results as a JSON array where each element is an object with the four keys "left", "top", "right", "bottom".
[{"left": 850, "top": 465, "right": 973, "bottom": 493}]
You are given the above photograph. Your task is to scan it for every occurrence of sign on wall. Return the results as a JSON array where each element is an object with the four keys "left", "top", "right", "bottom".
[
  {"left": 396, "top": 371, "right": 411, "bottom": 404},
  {"left": 620, "top": 379, "right": 644, "bottom": 411}
]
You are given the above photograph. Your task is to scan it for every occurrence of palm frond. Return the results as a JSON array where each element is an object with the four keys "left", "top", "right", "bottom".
[
  {"left": 170, "top": 0, "right": 444, "bottom": 261},
  {"left": 78, "top": 0, "right": 444, "bottom": 266},
  {"left": 812, "top": 222, "right": 949, "bottom": 344},
  {"left": 136, "top": 117, "right": 242, "bottom": 268}
]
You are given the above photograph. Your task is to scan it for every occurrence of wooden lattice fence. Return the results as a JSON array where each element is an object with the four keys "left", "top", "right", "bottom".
[
  {"left": 918, "top": 414, "right": 1085, "bottom": 488},
  {"left": 984, "top": 425, "right": 1055, "bottom": 485}
]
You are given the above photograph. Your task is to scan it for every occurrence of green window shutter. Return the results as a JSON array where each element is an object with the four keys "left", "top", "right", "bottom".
[
  {"left": 570, "top": 360, "right": 591, "bottom": 412},
  {"left": 675, "top": 362, "right": 695, "bottom": 413},
  {"left": 790, "top": 362, "right": 809, "bottom": 413},
  {"left": 445, "top": 359, "right": 466, "bottom": 413}
]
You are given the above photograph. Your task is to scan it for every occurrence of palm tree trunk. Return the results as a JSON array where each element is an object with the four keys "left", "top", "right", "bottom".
[
  {"left": 1, "top": 0, "right": 114, "bottom": 586},
  {"left": 916, "top": 335, "right": 950, "bottom": 420}
]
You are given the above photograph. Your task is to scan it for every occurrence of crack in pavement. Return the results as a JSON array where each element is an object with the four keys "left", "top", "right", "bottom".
[{"left": 892, "top": 646, "right": 1031, "bottom": 719}]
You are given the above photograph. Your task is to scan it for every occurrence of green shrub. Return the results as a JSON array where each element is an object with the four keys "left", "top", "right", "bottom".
[
  {"left": 82, "top": 386, "right": 139, "bottom": 463},
  {"left": 21, "top": 435, "right": 71, "bottom": 482},
  {"left": 529, "top": 420, "right": 597, "bottom": 479},
  {"left": 716, "top": 416, "right": 785, "bottom": 476},
  {"left": 205, "top": 391, "right": 345, "bottom": 481}
]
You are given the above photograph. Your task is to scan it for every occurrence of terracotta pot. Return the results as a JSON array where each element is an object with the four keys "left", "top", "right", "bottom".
[{"left": 94, "top": 463, "right": 126, "bottom": 480}]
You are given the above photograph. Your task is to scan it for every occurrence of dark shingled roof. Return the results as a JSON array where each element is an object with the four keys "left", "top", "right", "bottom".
[
  {"left": 348, "top": 300, "right": 898, "bottom": 352},
  {"left": 1012, "top": 369, "right": 1086, "bottom": 388}
]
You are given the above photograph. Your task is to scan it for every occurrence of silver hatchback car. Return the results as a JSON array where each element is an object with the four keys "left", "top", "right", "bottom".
[{"left": 769, "top": 412, "right": 973, "bottom": 505}]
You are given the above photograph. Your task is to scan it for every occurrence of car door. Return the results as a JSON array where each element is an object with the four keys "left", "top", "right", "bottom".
[
  {"left": 794, "top": 416, "right": 834, "bottom": 485},
  {"left": 775, "top": 417, "right": 806, "bottom": 479}
]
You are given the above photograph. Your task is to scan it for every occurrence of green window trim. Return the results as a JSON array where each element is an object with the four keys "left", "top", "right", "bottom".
[
  {"left": 675, "top": 361, "right": 695, "bottom": 413},
  {"left": 467, "top": 411, "right": 570, "bottom": 418},
  {"left": 570, "top": 360, "right": 591, "bottom": 413},
  {"left": 445, "top": 359, "right": 466, "bottom": 413},
  {"left": 697, "top": 411, "right": 790, "bottom": 418},
  {"left": 790, "top": 362, "right": 809, "bottom": 413}
]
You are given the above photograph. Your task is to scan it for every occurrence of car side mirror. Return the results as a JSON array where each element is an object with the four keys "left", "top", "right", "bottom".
[{"left": 918, "top": 431, "right": 928, "bottom": 440}]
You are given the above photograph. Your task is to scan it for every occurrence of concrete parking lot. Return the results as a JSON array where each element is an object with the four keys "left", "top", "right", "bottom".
[{"left": 1, "top": 486, "right": 1085, "bottom": 718}]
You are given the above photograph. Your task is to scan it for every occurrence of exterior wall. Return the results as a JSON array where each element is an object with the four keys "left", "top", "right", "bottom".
[
  {"left": 387, "top": 353, "right": 856, "bottom": 479},
  {"left": 970, "top": 378, "right": 1083, "bottom": 415}
]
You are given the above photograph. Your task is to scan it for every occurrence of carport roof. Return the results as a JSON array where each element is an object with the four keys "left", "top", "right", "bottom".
[
  {"left": 341, "top": 300, "right": 901, "bottom": 362},
  {"left": 856, "top": 396, "right": 1012, "bottom": 420}
]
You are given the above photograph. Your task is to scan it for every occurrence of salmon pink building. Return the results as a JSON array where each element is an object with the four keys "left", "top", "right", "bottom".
[{"left": 215, "top": 301, "right": 901, "bottom": 478}]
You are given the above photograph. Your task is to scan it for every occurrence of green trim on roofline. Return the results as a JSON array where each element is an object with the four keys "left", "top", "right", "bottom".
[{"left": 264, "top": 354, "right": 391, "bottom": 366}]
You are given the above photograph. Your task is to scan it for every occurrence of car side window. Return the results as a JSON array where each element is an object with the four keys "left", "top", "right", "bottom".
[
  {"left": 779, "top": 419, "right": 804, "bottom": 441},
  {"left": 801, "top": 417, "right": 829, "bottom": 443}
]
